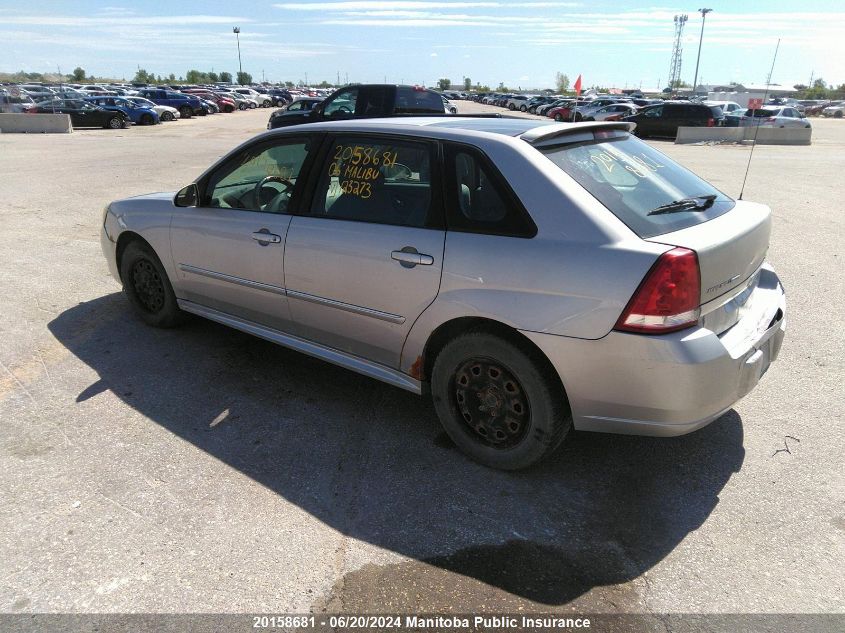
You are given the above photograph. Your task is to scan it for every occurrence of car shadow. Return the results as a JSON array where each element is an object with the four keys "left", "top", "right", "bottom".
[{"left": 49, "top": 294, "right": 745, "bottom": 607}]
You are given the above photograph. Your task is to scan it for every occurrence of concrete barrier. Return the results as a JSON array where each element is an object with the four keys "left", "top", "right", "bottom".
[
  {"left": 747, "top": 126, "right": 812, "bottom": 145},
  {"left": 675, "top": 127, "right": 744, "bottom": 143},
  {"left": 0, "top": 113, "right": 72, "bottom": 134},
  {"left": 675, "top": 125, "right": 812, "bottom": 145}
]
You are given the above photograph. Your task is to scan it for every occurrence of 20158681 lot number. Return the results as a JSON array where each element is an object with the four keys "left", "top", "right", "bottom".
[{"left": 253, "top": 615, "right": 314, "bottom": 628}]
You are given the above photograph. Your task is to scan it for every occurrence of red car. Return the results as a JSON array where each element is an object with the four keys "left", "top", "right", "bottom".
[
  {"left": 547, "top": 105, "right": 575, "bottom": 121},
  {"left": 182, "top": 89, "right": 236, "bottom": 113}
]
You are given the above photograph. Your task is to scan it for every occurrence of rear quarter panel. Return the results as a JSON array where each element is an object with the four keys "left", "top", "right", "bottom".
[{"left": 399, "top": 134, "right": 668, "bottom": 374}]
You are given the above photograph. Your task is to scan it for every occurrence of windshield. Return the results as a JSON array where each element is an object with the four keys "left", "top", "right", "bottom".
[{"left": 538, "top": 129, "right": 734, "bottom": 238}]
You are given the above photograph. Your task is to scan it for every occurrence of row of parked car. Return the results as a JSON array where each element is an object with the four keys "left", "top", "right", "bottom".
[{"left": 0, "top": 82, "right": 320, "bottom": 129}]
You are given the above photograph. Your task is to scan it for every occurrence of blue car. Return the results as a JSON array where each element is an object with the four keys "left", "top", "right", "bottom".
[
  {"left": 136, "top": 88, "right": 206, "bottom": 119},
  {"left": 84, "top": 96, "right": 160, "bottom": 125}
]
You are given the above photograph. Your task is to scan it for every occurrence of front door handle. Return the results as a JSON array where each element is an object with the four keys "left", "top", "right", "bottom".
[
  {"left": 391, "top": 247, "right": 434, "bottom": 268},
  {"left": 252, "top": 229, "right": 281, "bottom": 245}
]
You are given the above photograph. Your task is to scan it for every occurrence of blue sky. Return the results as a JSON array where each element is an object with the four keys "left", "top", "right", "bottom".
[{"left": 2, "top": 0, "right": 843, "bottom": 89}]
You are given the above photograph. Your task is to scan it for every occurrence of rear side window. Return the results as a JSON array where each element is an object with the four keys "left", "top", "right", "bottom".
[
  {"left": 310, "top": 136, "right": 434, "bottom": 228},
  {"left": 395, "top": 87, "right": 445, "bottom": 113},
  {"left": 444, "top": 145, "right": 536, "bottom": 238},
  {"left": 538, "top": 129, "right": 734, "bottom": 238}
]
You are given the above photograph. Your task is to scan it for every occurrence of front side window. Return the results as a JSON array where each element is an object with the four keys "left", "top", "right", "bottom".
[
  {"left": 205, "top": 139, "right": 313, "bottom": 213},
  {"left": 287, "top": 101, "right": 303, "bottom": 111},
  {"left": 643, "top": 106, "right": 663, "bottom": 118},
  {"left": 311, "top": 136, "right": 433, "bottom": 227},
  {"left": 323, "top": 88, "right": 358, "bottom": 117},
  {"left": 539, "top": 128, "right": 734, "bottom": 238}
]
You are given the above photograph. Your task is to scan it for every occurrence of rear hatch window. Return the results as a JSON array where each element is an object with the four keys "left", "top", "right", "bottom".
[{"left": 537, "top": 128, "right": 735, "bottom": 238}]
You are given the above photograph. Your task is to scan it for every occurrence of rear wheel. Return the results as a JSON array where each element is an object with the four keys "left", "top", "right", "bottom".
[
  {"left": 179, "top": 105, "right": 193, "bottom": 119},
  {"left": 834, "top": 111, "right": 842, "bottom": 118},
  {"left": 224, "top": 105, "right": 234, "bottom": 113},
  {"left": 431, "top": 332, "right": 571, "bottom": 470},
  {"left": 119, "top": 241, "right": 185, "bottom": 328},
  {"left": 238, "top": 102, "right": 247, "bottom": 110},
  {"left": 520, "top": 105, "right": 528, "bottom": 112},
  {"left": 106, "top": 116, "right": 123, "bottom": 129}
]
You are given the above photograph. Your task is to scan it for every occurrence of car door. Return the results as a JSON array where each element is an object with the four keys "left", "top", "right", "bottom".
[
  {"left": 283, "top": 133, "right": 445, "bottom": 367},
  {"left": 637, "top": 105, "right": 663, "bottom": 136},
  {"left": 169, "top": 135, "right": 318, "bottom": 332}
]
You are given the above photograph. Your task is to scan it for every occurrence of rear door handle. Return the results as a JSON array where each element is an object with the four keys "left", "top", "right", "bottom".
[
  {"left": 391, "top": 248, "right": 434, "bottom": 268},
  {"left": 252, "top": 230, "right": 281, "bottom": 245}
]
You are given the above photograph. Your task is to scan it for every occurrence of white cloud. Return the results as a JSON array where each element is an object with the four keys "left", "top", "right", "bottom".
[
  {"left": 275, "top": 2, "right": 579, "bottom": 10},
  {"left": 430, "top": 52, "right": 438, "bottom": 57}
]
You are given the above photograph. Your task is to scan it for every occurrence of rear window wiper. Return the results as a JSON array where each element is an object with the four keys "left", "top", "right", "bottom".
[{"left": 647, "top": 194, "right": 717, "bottom": 215}]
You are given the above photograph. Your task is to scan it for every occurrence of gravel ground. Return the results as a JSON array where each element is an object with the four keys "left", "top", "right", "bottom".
[{"left": 0, "top": 105, "right": 842, "bottom": 619}]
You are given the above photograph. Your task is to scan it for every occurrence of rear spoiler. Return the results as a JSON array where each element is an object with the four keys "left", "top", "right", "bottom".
[{"left": 520, "top": 121, "right": 635, "bottom": 147}]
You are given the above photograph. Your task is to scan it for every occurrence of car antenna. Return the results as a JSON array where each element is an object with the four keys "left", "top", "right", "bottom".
[{"left": 739, "top": 38, "right": 780, "bottom": 200}]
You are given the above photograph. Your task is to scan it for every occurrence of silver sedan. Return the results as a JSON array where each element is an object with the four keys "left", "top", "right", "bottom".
[{"left": 100, "top": 118, "right": 786, "bottom": 470}]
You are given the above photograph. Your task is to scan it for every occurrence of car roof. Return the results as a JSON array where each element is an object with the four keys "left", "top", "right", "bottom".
[{"left": 266, "top": 116, "right": 633, "bottom": 145}]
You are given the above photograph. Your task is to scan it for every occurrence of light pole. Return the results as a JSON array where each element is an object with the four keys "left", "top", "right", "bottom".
[
  {"left": 233, "top": 27, "right": 243, "bottom": 83},
  {"left": 691, "top": 8, "right": 712, "bottom": 97}
]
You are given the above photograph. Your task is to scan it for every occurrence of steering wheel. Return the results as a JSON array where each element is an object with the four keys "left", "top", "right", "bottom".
[
  {"left": 253, "top": 176, "right": 294, "bottom": 211},
  {"left": 383, "top": 163, "right": 413, "bottom": 181}
]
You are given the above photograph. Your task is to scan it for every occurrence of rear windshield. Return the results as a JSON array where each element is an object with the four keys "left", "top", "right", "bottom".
[
  {"left": 395, "top": 87, "right": 445, "bottom": 114},
  {"left": 538, "top": 129, "right": 735, "bottom": 238},
  {"left": 745, "top": 108, "right": 776, "bottom": 117}
]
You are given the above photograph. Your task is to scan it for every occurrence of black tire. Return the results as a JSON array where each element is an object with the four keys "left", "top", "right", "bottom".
[
  {"left": 520, "top": 105, "right": 528, "bottom": 112},
  {"left": 508, "top": 103, "right": 516, "bottom": 110},
  {"left": 198, "top": 108, "right": 207, "bottom": 116},
  {"left": 249, "top": 102, "right": 257, "bottom": 109},
  {"left": 106, "top": 116, "right": 123, "bottom": 129},
  {"left": 554, "top": 113, "right": 563, "bottom": 122},
  {"left": 431, "top": 332, "right": 571, "bottom": 470},
  {"left": 224, "top": 105, "right": 234, "bottom": 113},
  {"left": 140, "top": 113, "right": 154, "bottom": 126},
  {"left": 574, "top": 113, "right": 583, "bottom": 122},
  {"left": 834, "top": 111, "right": 842, "bottom": 118},
  {"left": 119, "top": 241, "right": 185, "bottom": 328},
  {"left": 179, "top": 105, "right": 193, "bottom": 119},
  {"left": 239, "top": 102, "right": 247, "bottom": 110},
  {"left": 160, "top": 111, "right": 174, "bottom": 122}
]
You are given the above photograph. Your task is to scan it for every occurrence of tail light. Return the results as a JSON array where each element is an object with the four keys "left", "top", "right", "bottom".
[{"left": 615, "top": 248, "right": 701, "bottom": 334}]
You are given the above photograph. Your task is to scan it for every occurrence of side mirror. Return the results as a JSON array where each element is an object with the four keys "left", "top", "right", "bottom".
[{"left": 174, "top": 183, "right": 198, "bottom": 207}]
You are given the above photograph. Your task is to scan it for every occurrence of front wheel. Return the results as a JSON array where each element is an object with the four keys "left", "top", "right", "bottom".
[
  {"left": 520, "top": 105, "right": 528, "bottom": 112},
  {"left": 431, "top": 332, "right": 571, "bottom": 470},
  {"left": 554, "top": 113, "right": 563, "bottom": 121},
  {"left": 179, "top": 105, "right": 193, "bottom": 119},
  {"left": 119, "top": 241, "right": 185, "bottom": 328},
  {"left": 160, "top": 111, "right": 174, "bottom": 122},
  {"left": 140, "top": 113, "right": 154, "bottom": 125}
]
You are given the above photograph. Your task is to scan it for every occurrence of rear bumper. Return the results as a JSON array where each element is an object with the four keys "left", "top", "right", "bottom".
[{"left": 522, "top": 264, "right": 786, "bottom": 436}]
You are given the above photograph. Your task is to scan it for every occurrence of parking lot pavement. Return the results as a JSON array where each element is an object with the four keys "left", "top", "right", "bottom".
[{"left": 0, "top": 106, "right": 842, "bottom": 616}]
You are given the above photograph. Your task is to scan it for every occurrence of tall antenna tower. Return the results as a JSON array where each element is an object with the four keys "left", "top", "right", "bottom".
[{"left": 668, "top": 14, "right": 688, "bottom": 90}]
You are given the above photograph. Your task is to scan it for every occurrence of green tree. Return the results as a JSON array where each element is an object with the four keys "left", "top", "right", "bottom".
[
  {"left": 237, "top": 71, "right": 252, "bottom": 85},
  {"left": 284, "top": 80, "right": 294, "bottom": 88},
  {"left": 219, "top": 71, "right": 232, "bottom": 83},
  {"left": 463, "top": 77, "right": 471, "bottom": 91},
  {"left": 186, "top": 69, "right": 202, "bottom": 84},
  {"left": 555, "top": 72, "right": 570, "bottom": 93},
  {"left": 72, "top": 67, "right": 86, "bottom": 82},
  {"left": 208, "top": 71, "right": 218, "bottom": 83},
  {"left": 437, "top": 77, "right": 451, "bottom": 90},
  {"left": 132, "top": 68, "right": 155, "bottom": 84}
]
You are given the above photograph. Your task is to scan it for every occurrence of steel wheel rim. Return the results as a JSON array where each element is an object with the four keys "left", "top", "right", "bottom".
[
  {"left": 131, "top": 259, "right": 165, "bottom": 313},
  {"left": 452, "top": 357, "right": 530, "bottom": 449}
]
